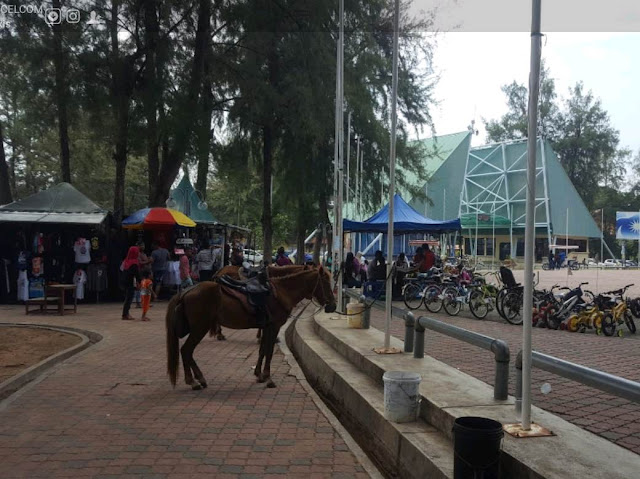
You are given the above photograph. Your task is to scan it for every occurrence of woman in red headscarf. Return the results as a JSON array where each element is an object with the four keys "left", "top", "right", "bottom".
[{"left": 121, "top": 246, "right": 141, "bottom": 320}]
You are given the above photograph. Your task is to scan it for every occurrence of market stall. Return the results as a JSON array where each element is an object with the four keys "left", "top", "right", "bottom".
[{"left": 0, "top": 182, "right": 111, "bottom": 304}]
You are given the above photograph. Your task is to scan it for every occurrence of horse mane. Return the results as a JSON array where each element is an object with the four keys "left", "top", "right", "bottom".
[{"left": 270, "top": 266, "right": 319, "bottom": 282}]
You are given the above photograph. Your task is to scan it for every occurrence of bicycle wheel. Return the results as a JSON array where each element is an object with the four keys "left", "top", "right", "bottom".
[
  {"left": 601, "top": 313, "right": 616, "bottom": 337},
  {"left": 582, "top": 290, "right": 595, "bottom": 304},
  {"left": 403, "top": 283, "right": 423, "bottom": 310},
  {"left": 547, "top": 312, "right": 561, "bottom": 330},
  {"left": 469, "top": 290, "right": 489, "bottom": 319},
  {"left": 424, "top": 285, "right": 443, "bottom": 313},
  {"left": 442, "top": 286, "right": 462, "bottom": 316},
  {"left": 503, "top": 291, "right": 523, "bottom": 325},
  {"left": 567, "top": 315, "right": 580, "bottom": 333},
  {"left": 496, "top": 288, "right": 509, "bottom": 319},
  {"left": 624, "top": 310, "right": 637, "bottom": 334}
]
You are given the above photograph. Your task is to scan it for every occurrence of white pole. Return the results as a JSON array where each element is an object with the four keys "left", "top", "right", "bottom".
[
  {"left": 336, "top": 0, "right": 345, "bottom": 309},
  {"left": 355, "top": 136, "right": 360, "bottom": 219},
  {"left": 332, "top": 15, "right": 340, "bottom": 285},
  {"left": 384, "top": 0, "right": 400, "bottom": 349},
  {"left": 443, "top": 189, "right": 446, "bottom": 220},
  {"left": 346, "top": 111, "right": 351, "bottom": 215},
  {"left": 601, "top": 208, "right": 604, "bottom": 261},
  {"left": 522, "top": 0, "right": 542, "bottom": 431},
  {"left": 566, "top": 207, "right": 569, "bottom": 283},
  {"left": 360, "top": 149, "right": 364, "bottom": 217}
]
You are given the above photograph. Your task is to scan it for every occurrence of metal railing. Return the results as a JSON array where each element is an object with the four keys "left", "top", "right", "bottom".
[
  {"left": 515, "top": 350, "right": 640, "bottom": 413},
  {"left": 342, "top": 288, "right": 510, "bottom": 401}
]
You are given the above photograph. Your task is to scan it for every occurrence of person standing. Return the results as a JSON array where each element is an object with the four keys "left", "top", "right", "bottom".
[
  {"left": 150, "top": 242, "right": 169, "bottom": 299},
  {"left": 370, "top": 250, "right": 387, "bottom": 281},
  {"left": 275, "top": 246, "right": 293, "bottom": 266},
  {"left": 179, "top": 252, "right": 193, "bottom": 290},
  {"left": 420, "top": 244, "right": 436, "bottom": 273},
  {"left": 342, "top": 252, "right": 361, "bottom": 288},
  {"left": 135, "top": 243, "right": 152, "bottom": 307},
  {"left": 121, "top": 246, "right": 141, "bottom": 320},
  {"left": 139, "top": 270, "right": 156, "bottom": 321},
  {"left": 196, "top": 243, "right": 214, "bottom": 281},
  {"left": 230, "top": 245, "right": 244, "bottom": 266}
]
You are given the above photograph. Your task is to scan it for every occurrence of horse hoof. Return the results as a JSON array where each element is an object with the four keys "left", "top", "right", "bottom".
[
  {"left": 192, "top": 383, "right": 203, "bottom": 391},
  {"left": 257, "top": 375, "right": 266, "bottom": 383},
  {"left": 216, "top": 334, "right": 226, "bottom": 341},
  {"left": 199, "top": 382, "right": 208, "bottom": 389},
  {"left": 266, "top": 380, "right": 276, "bottom": 388}
]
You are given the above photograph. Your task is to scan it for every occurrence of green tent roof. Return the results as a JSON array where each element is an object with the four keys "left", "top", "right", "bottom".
[{"left": 170, "top": 176, "right": 218, "bottom": 225}]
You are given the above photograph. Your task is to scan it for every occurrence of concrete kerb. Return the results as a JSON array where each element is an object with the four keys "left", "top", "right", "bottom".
[
  {"left": 0, "top": 323, "right": 102, "bottom": 403},
  {"left": 279, "top": 314, "right": 384, "bottom": 479},
  {"left": 305, "top": 310, "right": 640, "bottom": 479}
]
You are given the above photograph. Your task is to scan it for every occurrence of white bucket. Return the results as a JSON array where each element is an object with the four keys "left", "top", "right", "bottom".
[
  {"left": 346, "top": 302, "right": 365, "bottom": 328},
  {"left": 383, "top": 371, "right": 421, "bottom": 423}
]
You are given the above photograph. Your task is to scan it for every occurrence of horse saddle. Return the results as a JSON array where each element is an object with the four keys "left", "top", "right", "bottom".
[{"left": 217, "top": 270, "right": 271, "bottom": 328}]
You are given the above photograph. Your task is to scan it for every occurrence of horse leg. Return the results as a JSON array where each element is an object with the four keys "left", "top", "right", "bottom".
[
  {"left": 180, "top": 326, "right": 208, "bottom": 390},
  {"left": 260, "top": 326, "right": 280, "bottom": 388},
  {"left": 254, "top": 328, "right": 267, "bottom": 379},
  {"left": 216, "top": 324, "right": 226, "bottom": 341},
  {"left": 256, "top": 328, "right": 262, "bottom": 343}
]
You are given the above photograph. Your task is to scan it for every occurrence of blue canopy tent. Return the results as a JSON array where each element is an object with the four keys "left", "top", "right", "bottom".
[{"left": 343, "top": 194, "right": 461, "bottom": 257}]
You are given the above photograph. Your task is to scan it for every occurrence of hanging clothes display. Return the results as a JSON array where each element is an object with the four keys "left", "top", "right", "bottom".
[
  {"left": 17, "top": 271, "right": 28, "bottom": 301},
  {"left": 73, "top": 237, "right": 91, "bottom": 264},
  {"left": 86, "top": 264, "right": 108, "bottom": 292},
  {"left": 73, "top": 269, "right": 87, "bottom": 300},
  {"left": 31, "top": 256, "right": 44, "bottom": 277}
]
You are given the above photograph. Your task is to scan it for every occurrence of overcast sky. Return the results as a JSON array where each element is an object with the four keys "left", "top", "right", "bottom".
[{"left": 428, "top": 31, "right": 640, "bottom": 157}]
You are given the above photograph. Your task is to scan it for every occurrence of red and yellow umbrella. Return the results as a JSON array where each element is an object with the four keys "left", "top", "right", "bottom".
[{"left": 122, "top": 207, "right": 196, "bottom": 229}]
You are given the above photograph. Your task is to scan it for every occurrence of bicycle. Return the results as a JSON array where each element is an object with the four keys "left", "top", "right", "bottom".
[
  {"left": 600, "top": 284, "right": 636, "bottom": 337},
  {"left": 402, "top": 269, "right": 444, "bottom": 310},
  {"left": 468, "top": 271, "right": 501, "bottom": 319}
]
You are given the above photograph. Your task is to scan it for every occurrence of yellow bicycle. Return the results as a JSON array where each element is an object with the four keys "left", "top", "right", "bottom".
[
  {"left": 600, "top": 284, "right": 637, "bottom": 337},
  {"left": 567, "top": 304, "right": 604, "bottom": 333}
]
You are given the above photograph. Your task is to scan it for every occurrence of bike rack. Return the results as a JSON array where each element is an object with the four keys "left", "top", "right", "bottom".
[
  {"left": 342, "top": 288, "right": 510, "bottom": 401},
  {"left": 514, "top": 350, "right": 640, "bottom": 414}
]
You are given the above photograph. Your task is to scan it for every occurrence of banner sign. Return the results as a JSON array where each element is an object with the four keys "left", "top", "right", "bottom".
[{"left": 616, "top": 212, "right": 640, "bottom": 240}]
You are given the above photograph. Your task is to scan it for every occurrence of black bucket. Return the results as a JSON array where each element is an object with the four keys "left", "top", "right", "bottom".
[{"left": 452, "top": 416, "right": 504, "bottom": 479}]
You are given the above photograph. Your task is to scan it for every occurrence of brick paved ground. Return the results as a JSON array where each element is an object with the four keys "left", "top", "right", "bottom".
[
  {"left": 369, "top": 300, "right": 640, "bottom": 455},
  {"left": 0, "top": 303, "right": 369, "bottom": 478}
]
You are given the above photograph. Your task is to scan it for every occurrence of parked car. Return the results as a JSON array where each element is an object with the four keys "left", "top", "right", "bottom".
[
  {"left": 585, "top": 258, "right": 598, "bottom": 268},
  {"left": 602, "top": 259, "right": 622, "bottom": 268},
  {"left": 243, "top": 249, "right": 263, "bottom": 265},
  {"left": 624, "top": 260, "right": 638, "bottom": 268}
]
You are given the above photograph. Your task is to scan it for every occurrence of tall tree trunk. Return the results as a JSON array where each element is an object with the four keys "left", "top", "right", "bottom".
[
  {"left": 143, "top": 0, "right": 160, "bottom": 201},
  {"left": 0, "top": 121, "right": 13, "bottom": 204},
  {"left": 52, "top": 0, "right": 71, "bottom": 183},
  {"left": 150, "top": 0, "right": 211, "bottom": 206},
  {"left": 262, "top": 125, "right": 273, "bottom": 263},
  {"left": 195, "top": 50, "right": 213, "bottom": 194},
  {"left": 109, "top": 0, "right": 134, "bottom": 223}
]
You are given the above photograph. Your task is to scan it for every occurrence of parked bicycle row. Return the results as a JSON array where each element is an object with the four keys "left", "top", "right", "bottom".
[{"left": 401, "top": 266, "right": 639, "bottom": 336}]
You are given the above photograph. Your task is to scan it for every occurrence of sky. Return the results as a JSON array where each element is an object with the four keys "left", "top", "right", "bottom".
[{"left": 428, "top": 31, "right": 640, "bottom": 157}]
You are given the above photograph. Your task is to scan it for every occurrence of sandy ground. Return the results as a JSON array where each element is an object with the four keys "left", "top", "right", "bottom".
[
  {"left": 0, "top": 326, "right": 81, "bottom": 383},
  {"left": 509, "top": 268, "right": 640, "bottom": 297}
]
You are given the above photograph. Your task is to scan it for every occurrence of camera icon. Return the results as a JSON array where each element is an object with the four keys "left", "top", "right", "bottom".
[
  {"left": 66, "top": 8, "right": 80, "bottom": 24},
  {"left": 44, "top": 8, "right": 61, "bottom": 26}
]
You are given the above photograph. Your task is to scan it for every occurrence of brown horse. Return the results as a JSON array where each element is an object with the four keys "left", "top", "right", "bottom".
[
  {"left": 212, "top": 265, "right": 306, "bottom": 340},
  {"left": 166, "top": 266, "right": 335, "bottom": 390}
]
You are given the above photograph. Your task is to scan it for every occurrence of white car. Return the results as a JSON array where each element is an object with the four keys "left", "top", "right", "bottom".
[
  {"left": 243, "top": 249, "right": 264, "bottom": 265},
  {"left": 603, "top": 259, "right": 621, "bottom": 268}
]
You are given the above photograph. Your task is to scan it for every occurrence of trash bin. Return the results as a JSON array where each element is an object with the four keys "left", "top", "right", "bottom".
[{"left": 452, "top": 416, "right": 503, "bottom": 479}]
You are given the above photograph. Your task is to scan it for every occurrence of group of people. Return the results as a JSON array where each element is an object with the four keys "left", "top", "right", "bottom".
[
  {"left": 548, "top": 250, "right": 567, "bottom": 270},
  {"left": 341, "top": 244, "right": 438, "bottom": 295},
  {"left": 120, "top": 241, "right": 298, "bottom": 320}
]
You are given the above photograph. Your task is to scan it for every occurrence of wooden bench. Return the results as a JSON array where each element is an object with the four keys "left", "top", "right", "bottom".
[{"left": 25, "top": 296, "right": 60, "bottom": 315}]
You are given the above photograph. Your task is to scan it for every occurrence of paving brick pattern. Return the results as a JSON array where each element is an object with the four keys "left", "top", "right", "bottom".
[
  {"left": 0, "top": 304, "right": 369, "bottom": 478},
  {"left": 369, "top": 301, "right": 640, "bottom": 455}
]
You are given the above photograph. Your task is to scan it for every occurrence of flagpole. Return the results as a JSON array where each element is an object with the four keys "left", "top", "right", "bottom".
[
  {"left": 522, "top": 0, "right": 542, "bottom": 431},
  {"left": 601, "top": 208, "right": 604, "bottom": 262},
  {"left": 384, "top": 0, "right": 400, "bottom": 349}
]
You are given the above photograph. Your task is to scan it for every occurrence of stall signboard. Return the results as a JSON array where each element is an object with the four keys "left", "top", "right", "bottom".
[{"left": 616, "top": 212, "right": 640, "bottom": 240}]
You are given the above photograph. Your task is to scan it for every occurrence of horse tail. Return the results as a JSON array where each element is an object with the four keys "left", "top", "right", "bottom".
[{"left": 166, "top": 293, "right": 182, "bottom": 387}]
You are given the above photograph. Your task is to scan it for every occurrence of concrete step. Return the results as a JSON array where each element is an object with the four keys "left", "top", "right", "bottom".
[
  {"left": 310, "top": 312, "right": 639, "bottom": 479},
  {"left": 290, "top": 316, "right": 454, "bottom": 479}
]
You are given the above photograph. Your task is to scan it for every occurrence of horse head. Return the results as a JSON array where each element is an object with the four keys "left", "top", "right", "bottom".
[{"left": 314, "top": 266, "right": 336, "bottom": 313}]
